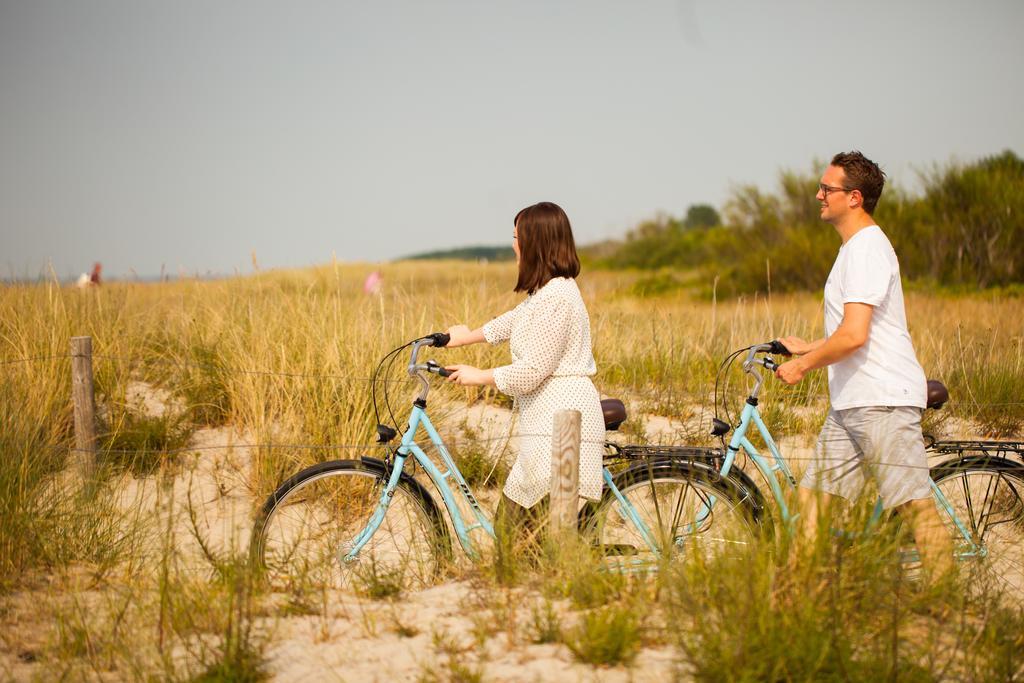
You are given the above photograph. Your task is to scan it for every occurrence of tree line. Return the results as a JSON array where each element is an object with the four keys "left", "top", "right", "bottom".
[{"left": 588, "top": 150, "right": 1023, "bottom": 296}]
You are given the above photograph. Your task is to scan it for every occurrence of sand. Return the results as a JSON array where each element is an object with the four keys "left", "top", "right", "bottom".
[{"left": 1, "top": 384, "right": 706, "bottom": 681}]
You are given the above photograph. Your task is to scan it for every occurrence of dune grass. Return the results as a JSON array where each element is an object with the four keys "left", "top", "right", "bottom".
[
  {"left": 664, "top": 503, "right": 1024, "bottom": 681},
  {"left": 1, "top": 262, "right": 1022, "bottom": 679}
]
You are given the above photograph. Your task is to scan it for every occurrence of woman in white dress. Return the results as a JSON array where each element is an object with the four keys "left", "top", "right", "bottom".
[{"left": 444, "top": 202, "right": 604, "bottom": 546}]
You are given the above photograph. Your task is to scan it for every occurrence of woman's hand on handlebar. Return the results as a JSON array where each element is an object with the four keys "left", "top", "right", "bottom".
[
  {"left": 444, "top": 325, "right": 486, "bottom": 348},
  {"left": 444, "top": 364, "right": 495, "bottom": 387}
]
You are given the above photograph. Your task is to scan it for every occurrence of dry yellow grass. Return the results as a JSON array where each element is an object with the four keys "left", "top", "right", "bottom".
[{"left": 1, "top": 262, "right": 1022, "bottom": 680}]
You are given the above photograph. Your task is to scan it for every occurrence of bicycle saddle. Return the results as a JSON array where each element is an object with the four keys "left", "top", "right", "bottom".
[
  {"left": 926, "top": 379, "right": 949, "bottom": 410},
  {"left": 602, "top": 398, "right": 627, "bottom": 431}
]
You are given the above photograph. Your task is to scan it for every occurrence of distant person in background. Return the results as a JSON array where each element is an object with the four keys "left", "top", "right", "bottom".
[
  {"left": 442, "top": 202, "right": 603, "bottom": 562},
  {"left": 774, "top": 151, "right": 953, "bottom": 580},
  {"left": 76, "top": 262, "right": 102, "bottom": 288}
]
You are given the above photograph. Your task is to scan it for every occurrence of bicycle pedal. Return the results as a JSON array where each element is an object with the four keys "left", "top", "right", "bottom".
[{"left": 898, "top": 546, "right": 922, "bottom": 565}]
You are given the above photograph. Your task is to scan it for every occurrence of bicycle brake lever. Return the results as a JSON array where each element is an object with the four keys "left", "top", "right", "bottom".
[{"left": 425, "top": 360, "right": 452, "bottom": 377}]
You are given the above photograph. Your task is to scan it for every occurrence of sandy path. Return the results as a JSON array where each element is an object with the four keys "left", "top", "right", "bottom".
[
  {"left": 264, "top": 581, "right": 680, "bottom": 682},
  {"left": 6, "top": 382, "right": 1017, "bottom": 681}
]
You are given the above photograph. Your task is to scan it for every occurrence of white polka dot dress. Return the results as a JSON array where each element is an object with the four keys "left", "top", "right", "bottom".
[{"left": 482, "top": 277, "right": 604, "bottom": 508}]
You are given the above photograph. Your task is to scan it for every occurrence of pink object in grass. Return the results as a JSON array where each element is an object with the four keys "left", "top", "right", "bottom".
[{"left": 363, "top": 271, "right": 382, "bottom": 294}]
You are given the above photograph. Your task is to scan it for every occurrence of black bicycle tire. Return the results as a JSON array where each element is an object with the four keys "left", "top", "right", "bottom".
[
  {"left": 251, "top": 458, "right": 451, "bottom": 591},
  {"left": 580, "top": 459, "right": 763, "bottom": 562},
  {"left": 929, "top": 456, "right": 1024, "bottom": 596}
]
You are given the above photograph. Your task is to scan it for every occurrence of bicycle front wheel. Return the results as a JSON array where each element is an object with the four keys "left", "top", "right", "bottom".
[
  {"left": 582, "top": 460, "right": 762, "bottom": 569},
  {"left": 251, "top": 459, "right": 449, "bottom": 594},
  {"left": 931, "top": 457, "right": 1024, "bottom": 598}
]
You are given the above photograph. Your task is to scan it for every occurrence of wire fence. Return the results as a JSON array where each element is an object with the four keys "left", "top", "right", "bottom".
[
  {"left": 5, "top": 350, "right": 1024, "bottom": 406},
  {"left": 13, "top": 432, "right": 1017, "bottom": 475},
  {"left": 5, "top": 345, "right": 1024, "bottom": 484},
  {"left": 1, "top": 354, "right": 71, "bottom": 366},
  {"left": 91, "top": 353, "right": 401, "bottom": 384}
]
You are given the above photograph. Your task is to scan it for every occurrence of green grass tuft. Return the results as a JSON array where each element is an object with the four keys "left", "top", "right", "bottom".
[
  {"left": 564, "top": 602, "right": 643, "bottom": 666},
  {"left": 99, "top": 407, "right": 194, "bottom": 475}
]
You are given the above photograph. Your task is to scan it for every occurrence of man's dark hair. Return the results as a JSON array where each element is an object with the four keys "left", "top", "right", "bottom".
[
  {"left": 513, "top": 201, "right": 580, "bottom": 294},
  {"left": 831, "top": 151, "right": 886, "bottom": 214}
]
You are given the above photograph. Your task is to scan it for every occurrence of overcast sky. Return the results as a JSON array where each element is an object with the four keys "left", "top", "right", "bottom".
[{"left": 2, "top": 0, "right": 1021, "bottom": 279}]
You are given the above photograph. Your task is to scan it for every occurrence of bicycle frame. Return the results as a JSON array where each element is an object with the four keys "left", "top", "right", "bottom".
[
  {"left": 719, "top": 399, "right": 798, "bottom": 526},
  {"left": 355, "top": 412, "right": 678, "bottom": 556},
  {"left": 343, "top": 401, "right": 669, "bottom": 565},
  {"left": 347, "top": 338, "right": 990, "bottom": 571},
  {"left": 715, "top": 345, "right": 985, "bottom": 558},
  {"left": 344, "top": 336, "right": 663, "bottom": 566},
  {"left": 345, "top": 404, "right": 495, "bottom": 562}
]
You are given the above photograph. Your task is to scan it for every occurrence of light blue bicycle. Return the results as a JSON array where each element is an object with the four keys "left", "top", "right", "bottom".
[
  {"left": 250, "top": 336, "right": 1024, "bottom": 593},
  {"left": 698, "top": 341, "right": 1024, "bottom": 593},
  {"left": 250, "top": 333, "right": 758, "bottom": 591}
]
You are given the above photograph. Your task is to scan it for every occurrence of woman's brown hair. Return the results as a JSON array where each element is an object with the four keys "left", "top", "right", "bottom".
[{"left": 513, "top": 202, "right": 581, "bottom": 294}]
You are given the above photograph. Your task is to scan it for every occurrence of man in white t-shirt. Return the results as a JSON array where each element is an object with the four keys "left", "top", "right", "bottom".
[{"left": 775, "top": 151, "right": 953, "bottom": 578}]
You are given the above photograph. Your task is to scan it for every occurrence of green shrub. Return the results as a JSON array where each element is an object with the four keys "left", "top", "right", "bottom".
[
  {"left": 629, "top": 271, "right": 688, "bottom": 298},
  {"left": 99, "top": 407, "right": 193, "bottom": 475},
  {"left": 353, "top": 557, "right": 406, "bottom": 600},
  {"left": 665, "top": 502, "right": 1024, "bottom": 681},
  {"left": 528, "top": 599, "right": 562, "bottom": 644},
  {"left": 179, "top": 341, "right": 233, "bottom": 426},
  {"left": 564, "top": 603, "right": 642, "bottom": 666},
  {"left": 598, "top": 151, "right": 1024, "bottom": 296},
  {"left": 449, "top": 421, "right": 508, "bottom": 489}
]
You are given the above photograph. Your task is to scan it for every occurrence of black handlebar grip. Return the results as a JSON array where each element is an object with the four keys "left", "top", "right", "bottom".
[
  {"left": 429, "top": 332, "right": 451, "bottom": 348},
  {"left": 438, "top": 367, "right": 452, "bottom": 378},
  {"left": 768, "top": 340, "right": 792, "bottom": 356}
]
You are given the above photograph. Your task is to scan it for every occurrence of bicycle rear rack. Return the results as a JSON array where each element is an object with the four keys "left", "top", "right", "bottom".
[
  {"left": 606, "top": 443, "right": 724, "bottom": 466},
  {"left": 927, "top": 439, "right": 1024, "bottom": 459}
]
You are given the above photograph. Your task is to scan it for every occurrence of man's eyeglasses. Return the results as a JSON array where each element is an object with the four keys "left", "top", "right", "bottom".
[{"left": 819, "top": 183, "right": 854, "bottom": 197}]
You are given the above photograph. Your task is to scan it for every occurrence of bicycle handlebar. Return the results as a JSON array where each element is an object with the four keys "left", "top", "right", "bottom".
[
  {"left": 409, "top": 332, "right": 450, "bottom": 369},
  {"left": 738, "top": 341, "right": 794, "bottom": 398},
  {"left": 743, "top": 341, "right": 790, "bottom": 368},
  {"left": 405, "top": 333, "right": 455, "bottom": 403},
  {"left": 425, "top": 360, "right": 452, "bottom": 377},
  {"left": 714, "top": 340, "right": 795, "bottom": 432},
  {"left": 420, "top": 332, "right": 450, "bottom": 348}
]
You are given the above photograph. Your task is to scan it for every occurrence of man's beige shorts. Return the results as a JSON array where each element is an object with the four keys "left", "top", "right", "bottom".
[{"left": 800, "top": 406, "right": 931, "bottom": 509}]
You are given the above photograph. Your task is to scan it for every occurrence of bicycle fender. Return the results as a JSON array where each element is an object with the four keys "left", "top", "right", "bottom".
[
  {"left": 930, "top": 455, "right": 1024, "bottom": 475},
  {"left": 359, "top": 456, "right": 444, "bottom": 514},
  {"left": 612, "top": 457, "right": 767, "bottom": 519}
]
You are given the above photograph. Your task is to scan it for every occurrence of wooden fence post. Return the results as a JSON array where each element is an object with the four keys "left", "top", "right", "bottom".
[
  {"left": 550, "top": 409, "right": 581, "bottom": 535},
  {"left": 70, "top": 336, "right": 97, "bottom": 478}
]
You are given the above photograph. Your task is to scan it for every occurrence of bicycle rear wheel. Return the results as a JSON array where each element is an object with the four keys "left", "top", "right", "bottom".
[
  {"left": 930, "top": 457, "right": 1024, "bottom": 599},
  {"left": 251, "top": 458, "right": 449, "bottom": 594},
  {"left": 581, "top": 459, "right": 762, "bottom": 570}
]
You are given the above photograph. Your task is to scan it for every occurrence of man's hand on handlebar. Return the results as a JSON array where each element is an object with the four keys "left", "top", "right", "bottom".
[
  {"left": 770, "top": 336, "right": 825, "bottom": 384},
  {"left": 775, "top": 358, "right": 807, "bottom": 385},
  {"left": 778, "top": 335, "right": 827, "bottom": 358},
  {"left": 776, "top": 336, "right": 815, "bottom": 356}
]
